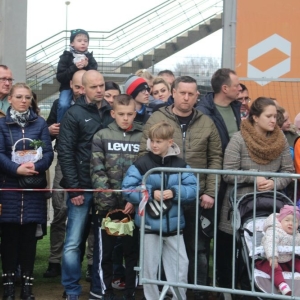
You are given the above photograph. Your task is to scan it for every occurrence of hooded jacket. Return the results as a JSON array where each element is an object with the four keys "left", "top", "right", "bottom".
[
  {"left": 91, "top": 121, "right": 143, "bottom": 213},
  {"left": 58, "top": 96, "right": 113, "bottom": 198},
  {"left": 196, "top": 92, "right": 241, "bottom": 153},
  {"left": 56, "top": 50, "right": 98, "bottom": 92},
  {"left": 0, "top": 108, "right": 53, "bottom": 224},
  {"left": 139, "top": 105, "right": 222, "bottom": 198},
  {"left": 122, "top": 142, "right": 197, "bottom": 234},
  {"left": 262, "top": 213, "right": 300, "bottom": 263}
]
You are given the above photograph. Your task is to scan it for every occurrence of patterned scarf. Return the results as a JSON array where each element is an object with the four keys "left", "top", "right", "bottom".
[
  {"left": 69, "top": 45, "right": 89, "bottom": 55},
  {"left": 10, "top": 108, "right": 30, "bottom": 128},
  {"left": 240, "top": 119, "right": 286, "bottom": 165}
]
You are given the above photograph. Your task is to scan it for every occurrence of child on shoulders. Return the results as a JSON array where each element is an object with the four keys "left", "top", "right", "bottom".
[{"left": 56, "top": 29, "right": 98, "bottom": 123}]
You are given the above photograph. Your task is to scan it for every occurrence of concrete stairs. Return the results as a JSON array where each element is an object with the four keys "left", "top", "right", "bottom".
[
  {"left": 115, "top": 13, "right": 222, "bottom": 75},
  {"left": 32, "top": 13, "right": 222, "bottom": 101}
]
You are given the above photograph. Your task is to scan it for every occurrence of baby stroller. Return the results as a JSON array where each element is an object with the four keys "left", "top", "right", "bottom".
[{"left": 229, "top": 188, "right": 300, "bottom": 298}]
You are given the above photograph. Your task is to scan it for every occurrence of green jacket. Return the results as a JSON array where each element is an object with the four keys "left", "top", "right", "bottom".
[
  {"left": 139, "top": 105, "right": 223, "bottom": 198},
  {"left": 91, "top": 121, "right": 143, "bottom": 213}
]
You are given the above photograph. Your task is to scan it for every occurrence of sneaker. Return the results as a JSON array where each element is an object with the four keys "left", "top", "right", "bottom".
[
  {"left": 43, "top": 262, "right": 61, "bottom": 278},
  {"left": 66, "top": 295, "right": 79, "bottom": 300},
  {"left": 86, "top": 265, "right": 92, "bottom": 282},
  {"left": 89, "top": 291, "right": 103, "bottom": 299},
  {"left": 111, "top": 278, "right": 125, "bottom": 290},
  {"left": 279, "top": 282, "right": 292, "bottom": 295}
]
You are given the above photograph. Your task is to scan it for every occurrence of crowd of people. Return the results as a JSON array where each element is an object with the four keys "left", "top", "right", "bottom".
[{"left": 0, "top": 27, "right": 299, "bottom": 300}]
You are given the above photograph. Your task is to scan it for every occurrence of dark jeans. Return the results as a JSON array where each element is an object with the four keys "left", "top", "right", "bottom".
[
  {"left": 216, "top": 230, "right": 234, "bottom": 288},
  {"left": 183, "top": 206, "right": 211, "bottom": 290},
  {"left": 112, "top": 238, "right": 125, "bottom": 279},
  {"left": 1, "top": 223, "right": 37, "bottom": 273}
]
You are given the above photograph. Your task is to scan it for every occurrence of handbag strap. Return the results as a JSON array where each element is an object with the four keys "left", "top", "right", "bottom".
[{"left": 7, "top": 125, "right": 14, "bottom": 151}]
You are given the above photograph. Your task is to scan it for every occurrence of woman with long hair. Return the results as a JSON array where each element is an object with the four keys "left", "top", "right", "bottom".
[
  {"left": 0, "top": 83, "right": 53, "bottom": 299},
  {"left": 218, "top": 97, "right": 294, "bottom": 291}
]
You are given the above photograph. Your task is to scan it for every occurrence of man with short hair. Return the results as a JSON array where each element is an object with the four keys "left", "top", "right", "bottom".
[
  {"left": 44, "top": 70, "right": 86, "bottom": 279},
  {"left": 237, "top": 83, "right": 250, "bottom": 119},
  {"left": 0, "top": 65, "right": 13, "bottom": 115},
  {"left": 196, "top": 68, "right": 241, "bottom": 291},
  {"left": 139, "top": 76, "right": 223, "bottom": 300},
  {"left": 58, "top": 70, "right": 113, "bottom": 300},
  {"left": 157, "top": 69, "right": 175, "bottom": 86},
  {"left": 197, "top": 68, "right": 241, "bottom": 153}
]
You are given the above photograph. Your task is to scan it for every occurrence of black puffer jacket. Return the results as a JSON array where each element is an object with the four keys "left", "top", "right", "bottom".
[
  {"left": 56, "top": 51, "right": 98, "bottom": 91},
  {"left": 196, "top": 92, "right": 241, "bottom": 153},
  {"left": 57, "top": 96, "right": 113, "bottom": 198}
]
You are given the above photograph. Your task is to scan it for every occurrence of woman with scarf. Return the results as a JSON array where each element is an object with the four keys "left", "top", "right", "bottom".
[
  {"left": 0, "top": 83, "right": 53, "bottom": 300},
  {"left": 218, "top": 97, "right": 294, "bottom": 293}
]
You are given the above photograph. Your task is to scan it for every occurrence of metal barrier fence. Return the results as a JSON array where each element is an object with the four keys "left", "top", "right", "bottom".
[{"left": 138, "top": 168, "right": 300, "bottom": 300}]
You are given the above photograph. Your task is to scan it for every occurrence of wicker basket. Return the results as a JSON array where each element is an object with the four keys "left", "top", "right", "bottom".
[
  {"left": 11, "top": 138, "right": 43, "bottom": 164},
  {"left": 102, "top": 209, "right": 134, "bottom": 236}
]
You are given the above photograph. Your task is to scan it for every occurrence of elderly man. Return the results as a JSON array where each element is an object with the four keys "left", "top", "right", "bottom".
[
  {"left": 58, "top": 70, "right": 113, "bottom": 300},
  {"left": 0, "top": 65, "right": 13, "bottom": 115},
  {"left": 139, "top": 76, "right": 223, "bottom": 300}
]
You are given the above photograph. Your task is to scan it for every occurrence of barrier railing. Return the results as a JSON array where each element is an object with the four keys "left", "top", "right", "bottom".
[{"left": 138, "top": 168, "right": 300, "bottom": 300}]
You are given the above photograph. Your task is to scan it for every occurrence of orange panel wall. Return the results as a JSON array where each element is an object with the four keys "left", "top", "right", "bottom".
[{"left": 235, "top": 0, "right": 300, "bottom": 121}]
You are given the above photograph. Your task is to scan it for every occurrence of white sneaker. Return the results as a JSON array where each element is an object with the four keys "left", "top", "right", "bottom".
[{"left": 279, "top": 282, "right": 292, "bottom": 295}]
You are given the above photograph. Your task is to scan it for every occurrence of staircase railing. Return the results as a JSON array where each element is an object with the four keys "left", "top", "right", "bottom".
[{"left": 26, "top": 0, "right": 223, "bottom": 90}]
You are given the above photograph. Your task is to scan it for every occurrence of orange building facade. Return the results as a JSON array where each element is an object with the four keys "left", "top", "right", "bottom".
[{"left": 235, "top": 0, "right": 300, "bottom": 121}]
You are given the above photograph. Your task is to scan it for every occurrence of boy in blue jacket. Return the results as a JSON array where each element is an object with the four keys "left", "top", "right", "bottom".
[{"left": 122, "top": 121, "right": 197, "bottom": 300}]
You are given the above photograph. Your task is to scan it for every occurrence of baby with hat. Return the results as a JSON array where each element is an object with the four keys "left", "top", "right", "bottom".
[
  {"left": 256, "top": 205, "right": 300, "bottom": 295},
  {"left": 56, "top": 28, "right": 98, "bottom": 123}
]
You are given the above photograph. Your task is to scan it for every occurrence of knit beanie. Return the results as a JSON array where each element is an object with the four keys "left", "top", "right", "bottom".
[
  {"left": 70, "top": 29, "right": 89, "bottom": 43},
  {"left": 277, "top": 205, "right": 300, "bottom": 222},
  {"left": 124, "top": 75, "right": 150, "bottom": 99}
]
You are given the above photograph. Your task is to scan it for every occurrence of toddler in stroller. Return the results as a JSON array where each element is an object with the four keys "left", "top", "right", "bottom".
[{"left": 256, "top": 205, "right": 300, "bottom": 295}]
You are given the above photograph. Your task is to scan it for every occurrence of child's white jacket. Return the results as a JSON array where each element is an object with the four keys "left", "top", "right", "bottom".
[{"left": 262, "top": 213, "right": 300, "bottom": 263}]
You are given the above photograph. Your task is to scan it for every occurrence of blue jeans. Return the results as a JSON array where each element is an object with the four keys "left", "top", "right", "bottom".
[
  {"left": 57, "top": 89, "right": 73, "bottom": 123},
  {"left": 61, "top": 192, "right": 93, "bottom": 296}
]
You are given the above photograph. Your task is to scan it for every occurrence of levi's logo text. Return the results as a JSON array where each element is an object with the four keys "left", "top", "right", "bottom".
[{"left": 107, "top": 142, "right": 140, "bottom": 153}]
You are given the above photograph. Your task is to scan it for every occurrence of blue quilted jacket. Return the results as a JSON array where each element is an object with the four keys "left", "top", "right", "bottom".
[
  {"left": 122, "top": 143, "right": 197, "bottom": 234},
  {"left": 0, "top": 108, "right": 54, "bottom": 224}
]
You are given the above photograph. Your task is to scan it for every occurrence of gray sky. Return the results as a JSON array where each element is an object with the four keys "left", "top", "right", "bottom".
[{"left": 27, "top": 0, "right": 222, "bottom": 69}]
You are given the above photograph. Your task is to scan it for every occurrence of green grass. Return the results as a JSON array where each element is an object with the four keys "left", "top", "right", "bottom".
[
  {"left": 26, "top": 228, "right": 90, "bottom": 299},
  {"left": 34, "top": 233, "right": 62, "bottom": 284}
]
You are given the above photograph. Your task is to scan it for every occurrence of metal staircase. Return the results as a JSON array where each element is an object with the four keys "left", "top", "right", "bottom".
[{"left": 26, "top": 0, "right": 223, "bottom": 101}]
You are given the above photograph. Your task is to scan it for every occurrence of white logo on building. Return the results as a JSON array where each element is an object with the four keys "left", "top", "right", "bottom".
[{"left": 247, "top": 34, "right": 291, "bottom": 86}]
